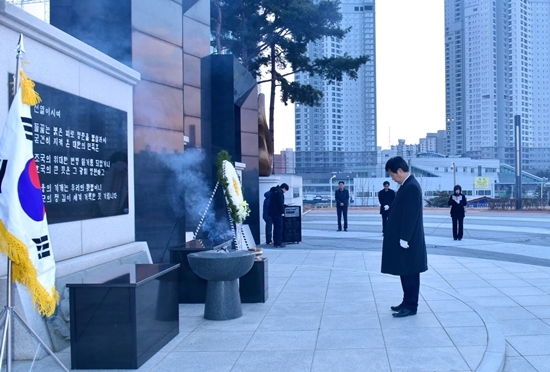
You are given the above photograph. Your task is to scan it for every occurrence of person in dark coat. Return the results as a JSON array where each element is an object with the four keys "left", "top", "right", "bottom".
[
  {"left": 268, "top": 183, "right": 289, "bottom": 247},
  {"left": 378, "top": 181, "right": 396, "bottom": 234},
  {"left": 263, "top": 191, "right": 272, "bottom": 244},
  {"left": 381, "top": 156, "right": 428, "bottom": 318},
  {"left": 335, "top": 181, "right": 349, "bottom": 231},
  {"left": 448, "top": 185, "right": 467, "bottom": 241}
]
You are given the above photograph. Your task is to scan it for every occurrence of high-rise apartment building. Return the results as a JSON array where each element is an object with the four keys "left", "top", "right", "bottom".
[
  {"left": 294, "top": 0, "right": 377, "bottom": 174},
  {"left": 445, "top": 0, "right": 550, "bottom": 171}
]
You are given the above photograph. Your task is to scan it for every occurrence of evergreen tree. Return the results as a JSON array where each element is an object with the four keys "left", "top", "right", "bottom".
[{"left": 211, "top": 0, "right": 369, "bottom": 148}]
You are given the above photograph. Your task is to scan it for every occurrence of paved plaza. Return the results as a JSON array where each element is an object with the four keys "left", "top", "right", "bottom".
[{"left": 9, "top": 209, "right": 550, "bottom": 371}]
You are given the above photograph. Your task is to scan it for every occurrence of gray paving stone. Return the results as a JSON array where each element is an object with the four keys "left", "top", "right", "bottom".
[
  {"left": 509, "top": 295, "right": 550, "bottom": 307},
  {"left": 245, "top": 330, "right": 318, "bottom": 351},
  {"left": 316, "top": 328, "right": 385, "bottom": 349},
  {"left": 327, "top": 282, "right": 374, "bottom": 292},
  {"left": 232, "top": 350, "right": 315, "bottom": 372},
  {"left": 325, "top": 289, "right": 374, "bottom": 302},
  {"left": 487, "top": 306, "right": 539, "bottom": 320},
  {"left": 194, "top": 312, "right": 265, "bottom": 332},
  {"left": 447, "top": 279, "right": 492, "bottom": 289},
  {"left": 446, "top": 326, "right": 488, "bottom": 346},
  {"left": 467, "top": 295, "right": 519, "bottom": 307},
  {"left": 386, "top": 346, "right": 470, "bottom": 372},
  {"left": 435, "top": 311, "right": 484, "bottom": 327},
  {"left": 498, "top": 286, "right": 549, "bottom": 296},
  {"left": 484, "top": 278, "right": 532, "bottom": 288},
  {"left": 505, "top": 341, "right": 520, "bottom": 356},
  {"left": 153, "top": 351, "right": 239, "bottom": 372},
  {"left": 382, "top": 327, "right": 454, "bottom": 348},
  {"left": 320, "top": 312, "right": 381, "bottom": 330},
  {"left": 425, "top": 299, "right": 474, "bottom": 312},
  {"left": 523, "top": 355, "right": 550, "bottom": 372},
  {"left": 173, "top": 331, "right": 253, "bottom": 351},
  {"left": 267, "top": 301, "right": 324, "bottom": 316},
  {"left": 311, "top": 348, "right": 391, "bottom": 372},
  {"left": 258, "top": 314, "right": 322, "bottom": 331},
  {"left": 322, "top": 300, "right": 378, "bottom": 315},
  {"left": 276, "top": 290, "right": 328, "bottom": 303},
  {"left": 457, "top": 345, "right": 486, "bottom": 370},
  {"left": 378, "top": 311, "right": 441, "bottom": 329},
  {"left": 499, "top": 319, "right": 550, "bottom": 337},
  {"left": 503, "top": 356, "right": 539, "bottom": 372},
  {"left": 506, "top": 335, "right": 550, "bottom": 356}
]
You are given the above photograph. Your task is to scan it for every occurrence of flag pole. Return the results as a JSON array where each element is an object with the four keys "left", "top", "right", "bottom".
[{"left": 0, "top": 34, "right": 69, "bottom": 372}]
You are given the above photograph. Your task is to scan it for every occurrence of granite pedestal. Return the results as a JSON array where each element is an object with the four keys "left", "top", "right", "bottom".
[{"left": 187, "top": 250, "right": 255, "bottom": 320}]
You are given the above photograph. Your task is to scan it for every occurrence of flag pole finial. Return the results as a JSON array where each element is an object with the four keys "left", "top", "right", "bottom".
[
  {"left": 12, "top": 34, "right": 41, "bottom": 106},
  {"left": 13, "top": 34, "right": 25, "bottom": 95},
  {"left": 15, "top": 33, "right": 25, "bottom": 55}
]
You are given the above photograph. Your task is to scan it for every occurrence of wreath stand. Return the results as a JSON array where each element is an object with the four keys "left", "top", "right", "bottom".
[{"left": 192, "top": 181, "right": 251, "bottom": 251}]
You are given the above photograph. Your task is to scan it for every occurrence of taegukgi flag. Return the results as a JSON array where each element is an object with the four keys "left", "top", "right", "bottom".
[{"left": 0, "top": 71, "right": 58, "bottom": 317}]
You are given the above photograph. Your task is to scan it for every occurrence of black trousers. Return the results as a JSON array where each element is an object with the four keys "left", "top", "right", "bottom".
[
  {"left": 264, "top": 216, "right": 272, "bottom": 244},
  {"left": 400, "top": 273, "right": 420, "bottom": 312},
  {"left": 381, "top": 211, "right": 390, "bottom": 233},
  {"left": 272, "top": 215, "right": 283, "bottom": 246},
  {"left": 451, "top": 216, "right": 464, "bottom": 240},
  {"left": 337, "top": 205, "right": 348, "bottom": 230}
]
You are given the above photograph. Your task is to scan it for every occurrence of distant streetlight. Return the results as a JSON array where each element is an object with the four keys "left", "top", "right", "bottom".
[
  {"left": 541, "top": 177, "right": 547, "bottom": 205},
  {"left": 329, "top": 175, "right": 336, "bottom": 208},
  {"left": 346, "top": 175, "right": 350, "bottom": 205},
  {"left": 451, "top": 162, "right": 456, "bottom": 186}
]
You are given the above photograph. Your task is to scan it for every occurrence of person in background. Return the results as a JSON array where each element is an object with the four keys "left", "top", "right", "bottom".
[
  {"left": 381, "top": 156, "right": 428, "bottom": 318},
  {"left": 262, "top": 191, "right": 272, "bottom": 244},
  {"left": 335, "top": 181, "right": 349, "bottom": 231},
  {"left": 448, "top": 185, "right": 467, "bottom": 241},
  {"left": 378, "top": 181, "right": 396, "bottom": 235},
  {"left": 269, "top": 183, "right": 289, "bottom": 247}
]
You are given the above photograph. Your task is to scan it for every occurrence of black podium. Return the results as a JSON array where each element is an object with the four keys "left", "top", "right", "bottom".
[
  {"left": 68, "top": 263, "right": 180, "bottom": 370},
  {"left": 283, "top": 205, "right": 302, "bottom": 243}
]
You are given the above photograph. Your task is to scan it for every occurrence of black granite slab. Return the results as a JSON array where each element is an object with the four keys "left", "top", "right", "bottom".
[{"left": 67, "top": 263, "right": 179, "bottom": 370}]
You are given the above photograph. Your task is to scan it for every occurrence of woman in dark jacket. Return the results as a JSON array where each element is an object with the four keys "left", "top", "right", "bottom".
[{"left": 448, "top": 185, "right": 467, "bottom": 240}]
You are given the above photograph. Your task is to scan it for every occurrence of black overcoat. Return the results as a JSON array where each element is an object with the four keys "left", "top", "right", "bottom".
[
  {"left": 448, "top": 194, "right": 467, "bottom": 218},
  {"left": 378, "top": 188, "right": 396, "bottom": 214},
  {"left": 381, "top": 175, "right": 428, "bottom": 276}
]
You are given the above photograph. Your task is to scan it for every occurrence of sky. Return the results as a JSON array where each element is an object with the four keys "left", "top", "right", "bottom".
[{"left": 268, "top": 0, "right": 446, "bottom": 153}]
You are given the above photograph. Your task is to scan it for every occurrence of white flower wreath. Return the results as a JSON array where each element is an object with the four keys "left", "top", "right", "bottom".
[{"left": 222, "top": 160, "right": 250, "bottom": 224}]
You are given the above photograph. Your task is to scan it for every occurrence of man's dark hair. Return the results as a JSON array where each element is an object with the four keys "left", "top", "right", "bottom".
[
  {"left": 385, "top": 156, "right": 409, "bottom": 173},
  {"left": 383, "top": 181, "right": 390, "bottom": 186},
  {"left": 280, "top": 183, "right": 289, "bottom": 191},
  {"left": 454, "top": 185, "right": 462, "bottom": 192},
  {"left": 338, "top": 181, "right": 344, "bottom": 185}
]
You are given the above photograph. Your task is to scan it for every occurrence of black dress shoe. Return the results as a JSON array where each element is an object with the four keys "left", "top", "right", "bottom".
[
  {"left": 274, "top": 243, "right": 286, "bottom": 248},
  {"left": 390, "top": 304, "right": 404, "bottom": 312},
  {"left": 392, "top": 308, "right": 417, "bottom": 318}
]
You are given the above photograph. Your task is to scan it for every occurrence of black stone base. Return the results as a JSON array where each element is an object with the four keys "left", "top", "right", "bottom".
[{"left": 239, "top": 258, "right": 268, "bottom": 303}]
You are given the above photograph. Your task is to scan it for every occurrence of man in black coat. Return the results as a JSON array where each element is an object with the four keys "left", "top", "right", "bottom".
[
  {"left": 335, "top": 181, "right": 349, "bottom": 231},
  {"left": 381, "top": 156, "right": 428, "bottom": 318},
  {"left": 378, "top": 181, "right": 395, "bottom": 234},
  {"left": 268, "top": 183, "right": 289, "bottom": 247}
]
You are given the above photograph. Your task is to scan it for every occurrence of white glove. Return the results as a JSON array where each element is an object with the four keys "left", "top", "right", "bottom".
[
  {"left": 399, "top": 239, "right": 409, "bottom": 249},
  {"left": 383, "top": 205, "right": 389, "bottom": 211}
]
